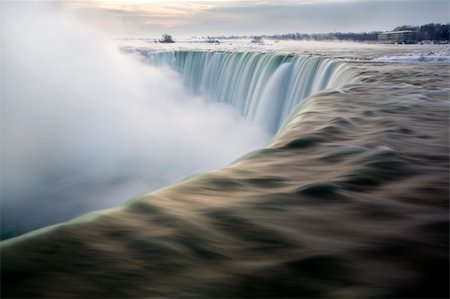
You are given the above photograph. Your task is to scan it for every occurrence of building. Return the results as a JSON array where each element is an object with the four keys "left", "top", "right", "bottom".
[
  {"left": 378, "top": 30, "right": 418, "bottom": 44},
  {"left": 251, "top": 36, "right": 264, "bottom": 44}
]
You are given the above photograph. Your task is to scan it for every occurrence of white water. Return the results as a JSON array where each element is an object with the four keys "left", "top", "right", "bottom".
[{"left": 142, "top": 51, "right": 360, "bottom": 134}]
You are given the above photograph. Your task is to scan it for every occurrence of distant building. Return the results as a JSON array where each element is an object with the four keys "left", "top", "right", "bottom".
[
  {"left": 206, "top": 37, "right": 220, "bottom": 44},
  {"left": 378, "top": 30, "right": 418, "bottom": 44},
  {"left": 251, "top": 36, "right": 264, "bottom": 44}
]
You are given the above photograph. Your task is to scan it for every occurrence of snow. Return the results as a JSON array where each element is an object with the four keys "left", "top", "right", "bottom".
[
  {"left": 116, "top": 38, "right": 450, "bottom": 63},
  {"left": 372, "top": 48, "right": 450, "bottom": 63}
]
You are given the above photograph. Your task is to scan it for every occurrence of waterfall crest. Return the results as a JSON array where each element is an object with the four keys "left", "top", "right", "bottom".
[{"left": 146, "top": 51, "right": 360, "bottom": 134}]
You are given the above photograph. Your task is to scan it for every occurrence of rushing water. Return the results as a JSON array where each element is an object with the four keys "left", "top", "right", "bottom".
[
  {"left": 3, "top": 61, "right": 448, "bottom": 298},
  {"left": 2, "top": 46, "right": 361, "bottom": 240},
  {"left": 143, "top": 51, "right": 360, "bottom": 134}
]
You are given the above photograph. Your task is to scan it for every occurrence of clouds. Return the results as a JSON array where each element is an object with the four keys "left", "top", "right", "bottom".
[{"left": 66, "top": 0, "right": 449, "bottom": 36}]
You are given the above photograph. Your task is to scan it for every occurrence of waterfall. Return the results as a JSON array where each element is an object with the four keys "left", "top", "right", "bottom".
[{"left": 144, "top": 51, "right": 360, "bottom": 134}]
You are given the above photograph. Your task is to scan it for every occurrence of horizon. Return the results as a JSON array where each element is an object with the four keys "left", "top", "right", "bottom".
[{"left": 112, "top": 23, "right": 449, "bottom": 40}]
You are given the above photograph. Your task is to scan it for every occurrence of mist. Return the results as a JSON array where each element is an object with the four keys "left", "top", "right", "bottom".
[{"left": 0, "top": 3, "right": 269, "bottom": 239}]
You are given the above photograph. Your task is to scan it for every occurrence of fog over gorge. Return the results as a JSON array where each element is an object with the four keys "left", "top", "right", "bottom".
[{"left": 0, "top": 3, "right": 269, "bottom": 239}]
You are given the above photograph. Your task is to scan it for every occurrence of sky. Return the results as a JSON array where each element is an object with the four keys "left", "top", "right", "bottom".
[{"left": 5, "top": 0, "right": 447, "bottom": 37}]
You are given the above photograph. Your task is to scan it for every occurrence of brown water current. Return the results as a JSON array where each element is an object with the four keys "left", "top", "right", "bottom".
[{"left": 1, "top": 62, "right": 449, "bottom": 298}]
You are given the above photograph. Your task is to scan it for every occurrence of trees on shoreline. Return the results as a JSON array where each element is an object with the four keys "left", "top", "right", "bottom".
[
  {"left": 158, "top": 23, "right": 449, "bottom": 44},
  {"left": 159, "top": 34, "right": 175, "bottom": 43},
  {"left": 267, "top": 23, "right": 449, "bottom": 43},
  {"left": 208, "top": 23, "right": 449, "bottom": 43}
]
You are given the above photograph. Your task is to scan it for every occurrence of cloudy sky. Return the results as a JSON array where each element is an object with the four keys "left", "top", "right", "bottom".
[{"left": 65, "top": 0, "right": 449, "bottom": 37}]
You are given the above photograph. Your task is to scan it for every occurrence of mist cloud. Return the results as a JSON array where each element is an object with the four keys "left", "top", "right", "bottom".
[{"left": 0, "top": 2, "right": 269, "bottom": 239}]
